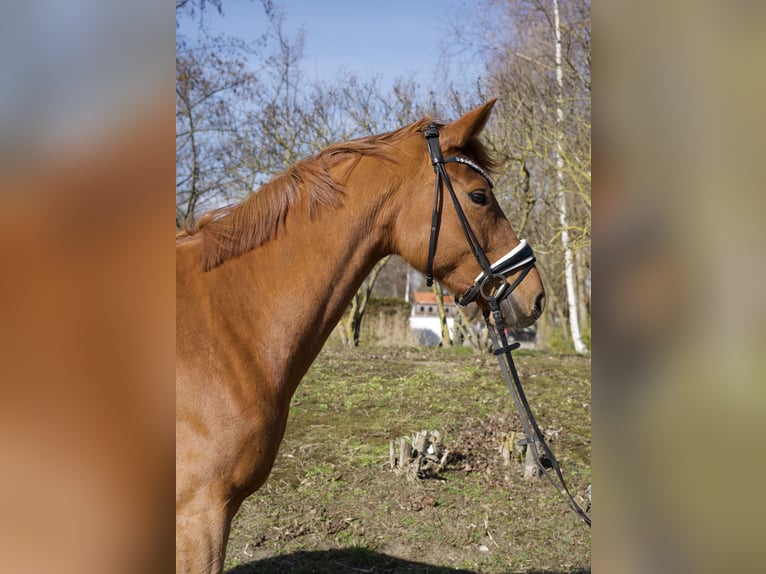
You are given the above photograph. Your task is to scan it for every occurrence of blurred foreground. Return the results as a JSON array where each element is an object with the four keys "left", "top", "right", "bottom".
[
  {"left": 596, "top": 2, "right": 766, "bottom": 572},
  {"left": 0, "top": 2, "right": 175, "bottom": 572}
]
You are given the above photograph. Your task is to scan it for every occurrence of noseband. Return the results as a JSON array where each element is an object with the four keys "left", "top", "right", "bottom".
[{"left": 424, "top": 124, "right": 536, "bottom": 308}]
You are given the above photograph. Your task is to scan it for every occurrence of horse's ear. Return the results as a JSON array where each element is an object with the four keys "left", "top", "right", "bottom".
[{"left": 441, "top": 99, "right": 497, "bottom": 148}]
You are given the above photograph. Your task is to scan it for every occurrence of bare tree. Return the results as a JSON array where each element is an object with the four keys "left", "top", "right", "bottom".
[
  {"left": 338, "top": 257, "right": 391, "bottom": 347},
  {"left": 431, "top": 281, "right": 452, "bottom": 346},
  {"left": 176, "top": 35, "right": 262, "bottom": 225},
  {"left": 553, "top": 0, "right": 588, "bottom": 353}
]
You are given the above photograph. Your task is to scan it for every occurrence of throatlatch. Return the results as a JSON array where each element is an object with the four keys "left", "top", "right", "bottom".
[{"left": 423, "top": 124, "right": 591, "bottom": 528}]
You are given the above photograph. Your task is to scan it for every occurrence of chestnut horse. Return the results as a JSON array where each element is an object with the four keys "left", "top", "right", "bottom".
[{"left": 176, "top": 100, "right": 545, "bottom": 573}]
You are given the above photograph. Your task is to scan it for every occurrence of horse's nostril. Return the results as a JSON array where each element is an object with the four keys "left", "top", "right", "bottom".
[{"left": 534, "top": 292, "right": 546, "bottom": 316}]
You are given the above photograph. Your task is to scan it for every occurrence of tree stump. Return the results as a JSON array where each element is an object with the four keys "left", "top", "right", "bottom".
[
  {"left": 390, "top": 430, "right": 448, "bottom": 480},
  {"left": 523, "top": 439, "right": 542, "bottom": 479},
  {"left": 501, "top": 431, "right": 557, "bottom": 480},
  {"left": 501, "top": 431, "right": 526, "bottom": 465}
]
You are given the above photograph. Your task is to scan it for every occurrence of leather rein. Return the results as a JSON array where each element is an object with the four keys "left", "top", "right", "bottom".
[{"left": 423, "top": 125, "right": 591, "bottom": 527}]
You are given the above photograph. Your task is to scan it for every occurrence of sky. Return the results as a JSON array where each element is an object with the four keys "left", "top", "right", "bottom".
[{"left": 178, "top": 0, "right": 485, "bottom": 90}]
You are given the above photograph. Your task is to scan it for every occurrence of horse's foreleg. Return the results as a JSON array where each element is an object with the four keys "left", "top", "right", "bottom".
[
  {"left": 176, "top": 494, "right": 235, "bottom": 574},
  {"left": 175, "top": 389, "right": 288, "bottom": 573}
]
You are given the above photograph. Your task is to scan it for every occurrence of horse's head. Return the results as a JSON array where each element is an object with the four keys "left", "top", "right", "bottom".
[{"left": 390, "top": 100, "right": 545, "bottom": 329}]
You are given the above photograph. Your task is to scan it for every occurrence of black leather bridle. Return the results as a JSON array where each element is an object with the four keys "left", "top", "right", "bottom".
[
  {"left": 423, "top": 124, "right": 591, "bottom": 528},
  {"left": 423, "top": 124, "right": 536, "bottom": 308}
]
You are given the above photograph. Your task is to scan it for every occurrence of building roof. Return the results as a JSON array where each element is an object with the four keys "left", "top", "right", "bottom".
[{"left": 411, "top": 291, "right": 455, "bottom": 305}]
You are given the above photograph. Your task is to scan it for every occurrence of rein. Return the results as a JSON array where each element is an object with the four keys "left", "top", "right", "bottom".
[
  {"left": 423, "top": 125, "right": 591, "bottom": 527},
  {"left": 486, "top": 317, "right": 592, "bottom": 527}
]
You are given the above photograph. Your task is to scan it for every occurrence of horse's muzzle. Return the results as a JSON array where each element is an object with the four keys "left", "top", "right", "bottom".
[{"left": 497, "top": 289, "right": 545, "bottom": 329}]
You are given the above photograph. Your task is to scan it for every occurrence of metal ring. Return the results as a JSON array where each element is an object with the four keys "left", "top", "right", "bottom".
[{"left": 479, "top": 273, "right": 509, "bottom": 302}]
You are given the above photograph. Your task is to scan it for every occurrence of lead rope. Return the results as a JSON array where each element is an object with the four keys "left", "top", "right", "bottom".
[{"left": 485, "top": 299, "right": 592, "bottom": 527}]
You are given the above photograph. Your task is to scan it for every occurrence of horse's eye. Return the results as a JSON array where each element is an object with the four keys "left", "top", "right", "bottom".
[{"left": 469, "top": 191, "right": 489, "bottom": 206}]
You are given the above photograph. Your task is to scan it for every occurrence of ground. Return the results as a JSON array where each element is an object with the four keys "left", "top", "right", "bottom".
[{"left": 224, "top": 347, "right": 591, "bottom": 573}]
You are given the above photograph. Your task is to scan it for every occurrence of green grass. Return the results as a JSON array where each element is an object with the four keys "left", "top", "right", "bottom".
[{"left": 225, "top": 346, "right": 590, "bottom": 573}]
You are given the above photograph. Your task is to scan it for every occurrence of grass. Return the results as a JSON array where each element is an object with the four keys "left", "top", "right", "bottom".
[{"left": 225, "top": 346, "right": 591, "bottom": 573}]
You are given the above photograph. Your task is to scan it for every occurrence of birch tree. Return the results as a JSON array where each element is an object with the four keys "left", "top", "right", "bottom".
[{"left": 553, "top": 0, "right": 588, "bottom": 353}]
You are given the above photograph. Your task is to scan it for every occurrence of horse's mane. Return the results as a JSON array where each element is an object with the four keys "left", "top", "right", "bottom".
[{"left": 177, "top": 116, "right": 495, "bottom": 271}]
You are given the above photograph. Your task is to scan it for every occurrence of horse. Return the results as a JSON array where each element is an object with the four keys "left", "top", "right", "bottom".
[{"left": 175, "top": 100, "right": 545, "bottom": 573}]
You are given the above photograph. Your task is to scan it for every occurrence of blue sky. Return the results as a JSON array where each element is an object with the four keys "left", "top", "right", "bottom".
[{"left": 178, "top": 0, "right": 485, "bottom": 89}]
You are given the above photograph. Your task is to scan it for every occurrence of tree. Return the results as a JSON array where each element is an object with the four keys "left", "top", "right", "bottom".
[
  {"left": 552, "top": 0, "right": 588, "bottom": 353},
  {"left": 338, "top": 257, "right": 391, "bottom": 347},
  {"left": 176, "top": 34, "right": 261, "bottom": 225},
  {"left": 431, "top": 281, "right": 453, "bottom": 346}
]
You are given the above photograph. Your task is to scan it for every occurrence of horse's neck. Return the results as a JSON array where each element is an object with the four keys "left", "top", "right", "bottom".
[{"left": 211, "top": 194, "right": 387, "bottom": 395}]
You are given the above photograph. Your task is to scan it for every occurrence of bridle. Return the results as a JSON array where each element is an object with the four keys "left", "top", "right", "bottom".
[
  {"left": 423, "top": 124, "right": 536, "bottom": 308},
  {"left": 423, "top": 124, "right": 592, "bottom": 527}
]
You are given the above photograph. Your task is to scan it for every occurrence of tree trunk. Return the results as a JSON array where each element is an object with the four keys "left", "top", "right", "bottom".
[
  {"left": 452, "top": 304, "right": 465, "bottom": 347},
  {"left": 575, "top": 249, "right": 590, "bottom": 338},
  {"left": 340, "top": 256, "right": 391, "bottom": 346},
  {"left": 432, "top": 281, "right": 452, "bottom": 346},
  {"left": 553, "top": 0, "right": 588, "bottom": 354},
  {"left": 454, "top": 304, "right": 485, "bottom": 350}
]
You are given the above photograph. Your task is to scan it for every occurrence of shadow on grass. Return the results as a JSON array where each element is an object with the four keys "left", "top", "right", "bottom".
[{"left": 225, "top": 547, "right": 590, "bottom": 574}]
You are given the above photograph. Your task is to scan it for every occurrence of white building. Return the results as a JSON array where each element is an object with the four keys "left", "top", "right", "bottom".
[{"left": 408, "top": 291, "right": 455, "bottom": 346}]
